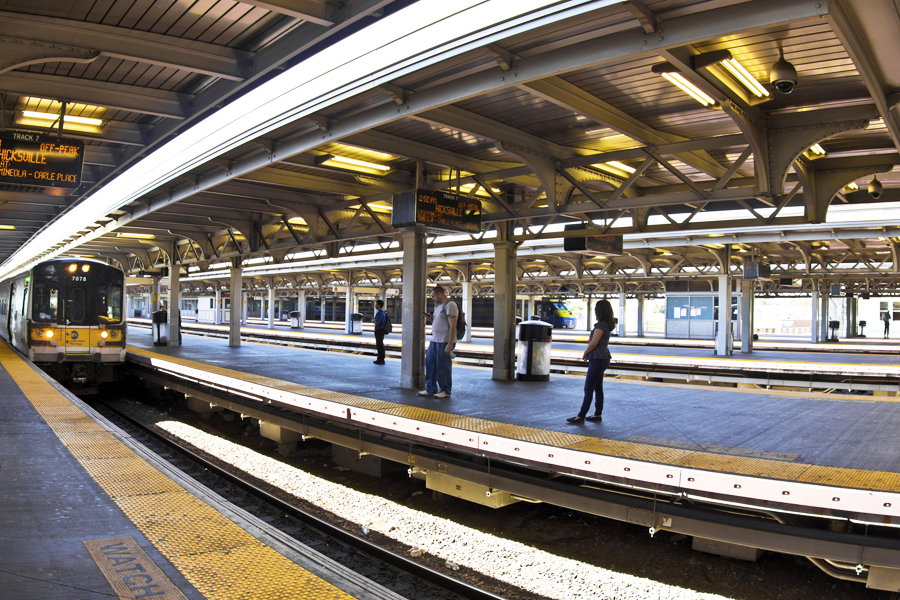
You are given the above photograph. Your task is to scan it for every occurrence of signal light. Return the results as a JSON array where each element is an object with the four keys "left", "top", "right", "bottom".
[
  {"left": 100, "top": 330, "right": 109, "bottom": 339},
  {"left": 82, "top": 264, "right": 90, "bottom": 272},
  {"left": 45, "top": 330, "right": 54, "bottom": 338},
  {"left": 68, "top": 264, "right": 77, "bottom": 273}
]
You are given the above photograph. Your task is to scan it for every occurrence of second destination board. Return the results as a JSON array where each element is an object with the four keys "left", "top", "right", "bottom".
[{"left": 392, "top": 189, "right": 481, "bottom": 234}]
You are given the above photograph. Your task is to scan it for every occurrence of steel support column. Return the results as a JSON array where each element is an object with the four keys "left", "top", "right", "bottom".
[
  {"left": 740, "top": 279, "right": 753, "bottom": 353},
  {"left": 401, "top": 231, "right": 427, "bottom": 390},
  {"left": 636, "top": 294, "right": 644, "bottom": 337},
  {"left": 167, "top": 249, "right": 180, "bottom": 348},
  {"left": 298, "top": 289, "right": 306, "bottom": 328},
  {"left": 811, "top": 283, "right": 819, "bottom": 343},
  {"left": 214, "top": 287, "right": 222, "bottom": 325},
  {"left": 821, "top": 286, "right": 830, "bottom": 342},
  {"left": 716, "top": 272, "right": 732, "bottom": 356},
  {"left": 618, "top": 291, "right": 626, "bottom": 337},
  {"left": 493, "top": 226, "right": 517, "bottom": 381},
  {"left": 150, "top": 276, "right": 160, "bottom": 312},
  {"left": 229, "top": 266, "right": 242, "bottom": 347},
  {"left": 462, "top": 280, "right": 473, "bottom": 343},
  {"left": 268, "top": 286, "right": 275, "bottom": 329}
]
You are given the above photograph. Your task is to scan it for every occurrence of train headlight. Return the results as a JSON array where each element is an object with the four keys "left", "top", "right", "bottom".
[
  {"left": 82, "top": 264, "right": 90, "bottom": 272},
  {"left": 45, "top": 330, "right": 54, "bottom": 338},
  {"left": 68, "top": 264, "right": 77, "bottom": 273},
  {"left": 100, "top": 330, "right": 109, "bottom": 339}
]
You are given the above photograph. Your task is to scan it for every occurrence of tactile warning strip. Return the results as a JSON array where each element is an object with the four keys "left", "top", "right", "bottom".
[
  {"left": 129, "top": 346, "right": 900, "bottom": 494},
  {"left": 0, "top": 345, "right": 356, "bottom": 600}
]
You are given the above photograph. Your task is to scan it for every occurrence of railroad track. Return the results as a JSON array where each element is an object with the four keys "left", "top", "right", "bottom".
[{"left": 97, "top": 395, "right": 510, "bottom": 600}]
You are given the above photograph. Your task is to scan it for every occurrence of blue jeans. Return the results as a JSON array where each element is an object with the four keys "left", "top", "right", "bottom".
[
  {"left": 425, "top": 341, "right": 452, "bottom": 394},
  {"left": 579, "top": 358, "right": 609, "bottom": 417}
]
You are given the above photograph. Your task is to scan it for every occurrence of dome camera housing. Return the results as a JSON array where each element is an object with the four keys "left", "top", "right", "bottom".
[
  {"left": 769, "top": 51, "right": 798, "bottom": 94},
  {"left": 869, "top": 176, "right": 883, "bottom": 199}
]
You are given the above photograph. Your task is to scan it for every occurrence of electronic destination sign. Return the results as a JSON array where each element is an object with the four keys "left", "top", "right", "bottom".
[
  {"left": 392, "top": 189, "right": 482, "bottom": 234},
  {"left": 563, "top": 223, "right": 623, "bottom": 256},
  {"left": 0, "top": 132, "right": 84, "bottom": 191}
]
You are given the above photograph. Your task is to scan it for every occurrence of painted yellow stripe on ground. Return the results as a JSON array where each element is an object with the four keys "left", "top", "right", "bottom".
[
  {"left": 128, "top": 346, "right": 900, "bottom": 494},
  {"left": 0, "top": 345, "right": 356, "bottom": 600}
]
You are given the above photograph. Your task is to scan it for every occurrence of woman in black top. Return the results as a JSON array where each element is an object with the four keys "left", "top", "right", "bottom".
[{"left": 568, "top": 299, "right": 616, "bottom": 423}]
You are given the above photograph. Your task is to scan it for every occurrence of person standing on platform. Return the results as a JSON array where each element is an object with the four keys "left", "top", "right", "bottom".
[
  {"left": 884, "top": 312, "right": 891, "bottom": 339},
  {"left": 568, "top": 299, "right": 616, "bottom": 424},
  {"left": 373, "top": 300, "right": 387, "bottom": 364},
  {"left": 418, "top": 286, "right": 458, "bottom": 399}
]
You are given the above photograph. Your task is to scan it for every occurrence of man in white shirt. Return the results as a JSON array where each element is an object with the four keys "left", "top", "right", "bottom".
[{"left": 418, "top": 285, "right": 458, "bottom": 398}]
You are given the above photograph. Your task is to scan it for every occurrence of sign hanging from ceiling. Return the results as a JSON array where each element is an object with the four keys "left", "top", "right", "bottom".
[
  {"left": 392, "top": 189, "right": 482, "bottom": 234},
  {"left": 0, "top": 132, "right": 84, "bottom": 192},
  {"left": 563, "top": 223, "right": 623, "bottom": 256}
]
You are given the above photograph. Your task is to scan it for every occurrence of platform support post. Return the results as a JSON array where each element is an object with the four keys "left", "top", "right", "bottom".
[
  {"left": 820, "top": 283, "right": 830, "bottom": 341},
  {"left": 636, "top": 294, "right": 644, "bottom": 337},
  {"left": 461, "top": 280, "right": 473, "bottom": 343},
  {"left": 618, "top": 290, "right": 626, "bottom": 337},
  {"left": 716, "top": 265, "right": 732, "bottom": 356},
  {"left": 267, "top": 286, "right": 275, "bottom": 329},
  {"left": 298, "top": 289, "right": 306, "bottom": 327},
  {"left": 150, "top": 276, "right": 161, "bottom": 312},
  {"left": 144, "top": 292, "right": 151, "bottom": 317},
  {"left": 740, "top": 279, "right": 753, "bottom": 353},
  {"left": 167, "top": 257, "right": 181, "bottom": 347},
  {"left": 401, "top": 230, "right": 427, "bottom": 390},
  {"left": 344, "top": 280, "right": 354, "bottom": 334},
  {"left": 320, "top": 294, "right": 326, "bottom": 323},
  {"left": 811, "top": 283, "right": 819, "bottom": 343},
  {"left": 493, "top": 223, "right": 517, "bottom": 381},
  {"left": 214, "top": 287, "right": 222, "bottom": 325},
  {"left": 846, "top": 294, "right": 858, "bottom": 338},
  {"left": 586, "top": 295, "right": 592, "bottom": 330},
  {"left": 229, "top": 264, "right": 242, "bottom": 347}
]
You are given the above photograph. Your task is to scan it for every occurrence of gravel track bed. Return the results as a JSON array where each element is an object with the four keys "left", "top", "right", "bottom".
[{"left": 98, "top": 387, "right": 892, "bottom": 600}]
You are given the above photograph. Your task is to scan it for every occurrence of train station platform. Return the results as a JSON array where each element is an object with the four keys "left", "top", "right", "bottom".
[
  {"left": 0, "top": 342, "right": 396, "bottom": 600},
  {"left": 124, "top": 327, "right": 900, "bottom": 520}
]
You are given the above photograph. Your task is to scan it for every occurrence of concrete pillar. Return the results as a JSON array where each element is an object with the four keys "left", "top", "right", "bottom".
[
  {"left": 492, "top": 227, "right": 517, "bottom": 381},
  {"left": 716, "top": 274, "right": 732, "bottom": 356},
  {"left": 344, "top": 285, "right": 354, "bottom": 334},
  {"left": 636, "top": 294, "right": 644, "bottom": 337},
  {"left": 167, "top": 261, "right": 181, "bottom": 347},
  {"left": 214, "top": 287, "right": 222, "bottom": 325},
  {"left": 320, "top": 294, "right": 326, "bottom": 323},
  {"left": 740, "top": 279, "right": 754, "bottom": 353},
  {"left": 820, "top": 285, "right": 830, "bottom": 341},
  {"left": 144, "top": 293, "right": 151, "bottom": 317},
  {"left": 298, "top": 289, "right": 306, "bottom": 327},
  {"left": 462, "top": 280, "right": 473, "bottom": 342},
  {"left": 586, "top": 295, "right": 592, "bottom": 330},
  {"left": 618, "top": 291, "right": 626, "bottom": 337},
  {"left": 811, "top": 283, "right": 819, "bottom": 343},
  {"left": 268, "top": 286, "right": 275, "bottom": 329},
  {"left": 229, "top": 267, "right": 242, "bottom": 347},
  {"left": 150, "top": 276, "right": 161, "bottom": 312},
  {"left": 241, "top": 292, "right": 248, "bottom": 325},
  {"left": 401, "top": 231, "right": 427, "bottom": 390}
]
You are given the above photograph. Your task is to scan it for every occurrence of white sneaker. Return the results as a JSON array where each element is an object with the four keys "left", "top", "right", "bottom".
[
  {"left": 417, "top": 390, "right": 432, "bottom": 396},
  {"left": 434, "top": 391, "right": 450, "bottom": 399}
]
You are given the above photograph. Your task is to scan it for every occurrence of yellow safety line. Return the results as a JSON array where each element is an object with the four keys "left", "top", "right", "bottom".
[
  {"left": 128, "top": 346, "right": 900, "bottom": 493},
  {"left": 0, "top": 344, "right": 356, "bottom": 600}
]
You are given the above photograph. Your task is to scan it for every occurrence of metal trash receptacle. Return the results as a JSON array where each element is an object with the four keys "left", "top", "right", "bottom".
[
  {"left": 350, "top": 312, "right": 363, "bottom": 334},
  {"left": 290, "top": 311, "right": 302, "bottom": 329},
  {"left": 516, "top": 320, "right": 553, "bottom": 381},
  {"left": 152, "top": 310, "right": 168, "bottom": 346}
]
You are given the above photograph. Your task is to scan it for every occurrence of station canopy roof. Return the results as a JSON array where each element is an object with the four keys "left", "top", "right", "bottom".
[{"left": 2, "top": 0, "right": 900, "bottom": 296}]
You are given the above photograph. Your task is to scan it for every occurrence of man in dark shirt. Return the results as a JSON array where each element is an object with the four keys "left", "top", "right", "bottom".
[{"left": 373, "top": 300, "right": 386, "bottom": 364}]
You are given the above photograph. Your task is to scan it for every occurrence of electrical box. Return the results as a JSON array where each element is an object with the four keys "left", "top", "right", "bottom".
[
  {"left": 425, "top": 471, "right": 520, "bottom": 508},
  {"left": 742, "top": 262, "right": 771, "bottom": 280}
]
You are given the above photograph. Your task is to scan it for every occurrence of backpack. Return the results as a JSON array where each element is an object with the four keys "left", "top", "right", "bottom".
[
  {"left": 383, "top": 312, "right": 393, "bottom": 334},
  {"left": 454, "top": 300, "right": 466, "bottom": 339}
]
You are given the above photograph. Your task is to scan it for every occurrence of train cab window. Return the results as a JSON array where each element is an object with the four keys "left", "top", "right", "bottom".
[
  {"left": 67, "top": 288, "right": 86, "bottom": 324},
  {"left": 98, "top": 284, "right": 123, "bottom": 323},
  {"left": 33, "top": 282, "right": 59, "bottom": 323}
]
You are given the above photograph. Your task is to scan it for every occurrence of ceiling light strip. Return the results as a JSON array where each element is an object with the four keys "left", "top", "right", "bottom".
[{"left": 661, "top": 72, "right": 716, "bottom": 106}]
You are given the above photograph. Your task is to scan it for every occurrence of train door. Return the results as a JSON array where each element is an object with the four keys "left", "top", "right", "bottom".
[
  {"left": 64, "top": 284, "right": 89, "bottom": 354},
  {"left": 6, "top": 282, "right": 15, "bottom": 341}
]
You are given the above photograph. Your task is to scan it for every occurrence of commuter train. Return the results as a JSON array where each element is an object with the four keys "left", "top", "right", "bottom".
[
  {"left": 304, "top": 297, "right": 578, "bottom": 328},
  {"left": 0, "top": 258, "right": 127, "bottom": 393}
]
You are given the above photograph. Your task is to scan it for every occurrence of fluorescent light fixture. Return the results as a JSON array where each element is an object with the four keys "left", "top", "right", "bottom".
[
  {"left": 117, "top": 232, "right": 156, "bottom": 239},
  {"left": 0, "top": 0, "right": 627, "bottom": 280},
  {"left": 22, "top": 110, "right": 103, "bottom": 126},
  {"left": 287, "top": 216, "right": 307, "bottom": 225},
  {"left": 661, "top": 72, "right": 716, "bottom": 107},
  {"left": 810, "top": 144, "right": 826, "bottom": 155},
  {"left": 0, "top": 225, "right": 16, "bottom": 230},
  {"left": 606, "top": 161, "right": 636, "bottom": 174},
  {"left": 328, "top": 155, "right": 390, "bottom": 171},
  {"left": 458, "top": 182, "right": 501, "bottom": 195},
  {"left": 846, "top": 182, "right": 859, "bottom": 191},
  {"left": 584, "top": 128, "right": 608, "bottom": 135},
  {"left": 721, "top": 58, "right": 769, "bottom": 97}
]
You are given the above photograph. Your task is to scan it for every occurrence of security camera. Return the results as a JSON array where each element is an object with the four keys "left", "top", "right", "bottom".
[
  {"left": 769, "top": 50, "right": 798, "bottom": 94},
  {"left": 869, "top": 176, "right": 883, "bottom": 200}
]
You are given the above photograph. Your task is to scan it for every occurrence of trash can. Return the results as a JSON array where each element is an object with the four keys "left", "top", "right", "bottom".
[
  {"left": 152, "top": 310, "right": 168, "bottom": 346},
  {"left": 516, "top": 320, "right": 552, "bottom": 381},
  {"left": 290, "top": 311, "right": 302, "bottom": 329},
  {"left": 350, "top": 312, "right": 363, "bottom": 335}
]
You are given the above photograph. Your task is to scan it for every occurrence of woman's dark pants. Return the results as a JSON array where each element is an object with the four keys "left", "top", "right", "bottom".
[{"left": 579, "top": 358, "right": 610, "bottom": 417}]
